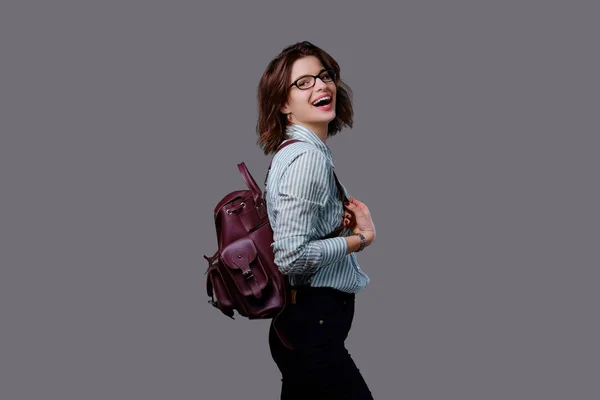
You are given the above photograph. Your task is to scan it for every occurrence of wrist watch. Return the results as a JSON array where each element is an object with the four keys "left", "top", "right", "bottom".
[{"left": 355, "top": 233, "right": 366, "bottom": 252}]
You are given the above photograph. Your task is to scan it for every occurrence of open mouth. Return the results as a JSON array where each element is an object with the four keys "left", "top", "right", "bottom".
[{"left": 312, "top": 96, "right": 332, "bottom": 107}]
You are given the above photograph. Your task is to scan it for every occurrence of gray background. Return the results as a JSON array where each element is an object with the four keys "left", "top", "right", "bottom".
[{"left": 1, "top": 1, "right": 598, "bottom": 399}]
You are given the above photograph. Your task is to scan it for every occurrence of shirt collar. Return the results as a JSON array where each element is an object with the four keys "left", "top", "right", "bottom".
[{"left": 286, "top": 124, "right": 334, "bottom": 167}]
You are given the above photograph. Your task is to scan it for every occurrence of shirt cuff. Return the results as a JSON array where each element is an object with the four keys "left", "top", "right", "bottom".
[{"left": 318, "top": 236, "right": 348, "bottom": 266}]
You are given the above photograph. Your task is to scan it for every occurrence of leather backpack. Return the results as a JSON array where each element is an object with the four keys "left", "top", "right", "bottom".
[{"left": 203, "top": 139, "right": 346, "bottom": 348}]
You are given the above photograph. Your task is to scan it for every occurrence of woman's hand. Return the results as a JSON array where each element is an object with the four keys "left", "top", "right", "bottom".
[{"left": 342, "top": 197, "right": 376, "bottom": 247}]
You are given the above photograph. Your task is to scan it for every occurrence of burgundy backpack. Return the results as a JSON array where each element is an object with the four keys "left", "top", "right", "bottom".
[{"left": 203, "top": 139, "right": 345, "bottom": 348}]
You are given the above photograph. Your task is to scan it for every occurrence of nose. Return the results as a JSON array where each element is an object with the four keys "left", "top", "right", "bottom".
[{"left": 314, "top": 76, "right": 328, "bottom": 90}]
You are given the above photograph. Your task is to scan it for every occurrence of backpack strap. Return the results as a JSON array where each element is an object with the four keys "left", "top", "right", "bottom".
[
  {"left": 332, "top": 169, "right": 349, "bottom": 203},
  {"left": 232, "top": 140, "right": 304, "bottom": 220},
  {"left": 237, "top": 162, "right": 263, "bottom": 207}
]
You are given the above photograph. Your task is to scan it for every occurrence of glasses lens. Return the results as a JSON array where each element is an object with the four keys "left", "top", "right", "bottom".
[
  {"left": 320, "top": 70, "right": 335, "bottom": 82},
  {"left": 296, "top": 76, "right": 315, "bottom": 89}
]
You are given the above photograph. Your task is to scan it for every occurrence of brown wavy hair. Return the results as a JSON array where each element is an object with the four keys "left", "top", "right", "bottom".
[{"left": 256, "top": 41, "right": 354, "bottom": 155}]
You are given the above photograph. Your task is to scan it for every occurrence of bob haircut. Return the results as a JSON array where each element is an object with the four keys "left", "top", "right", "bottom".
[{"left": 256, "top": 41, "right": 354, "bottom": 155}]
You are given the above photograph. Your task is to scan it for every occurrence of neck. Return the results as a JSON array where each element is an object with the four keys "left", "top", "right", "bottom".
[{"left": 294, "top": 122, "right": 328, "bottom": 143}]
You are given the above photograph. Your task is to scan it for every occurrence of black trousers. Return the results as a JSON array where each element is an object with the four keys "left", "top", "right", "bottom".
[{"left": 268, "top": 286, "right": 374, "bottom": 400}]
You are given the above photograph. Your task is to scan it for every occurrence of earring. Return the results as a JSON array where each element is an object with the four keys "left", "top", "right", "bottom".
[{"left": 287, "top": 113, "right": 292, "bottom": 121}]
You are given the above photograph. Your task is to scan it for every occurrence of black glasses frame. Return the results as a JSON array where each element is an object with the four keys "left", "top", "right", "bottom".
[{"left": 289, "top": 69, "right": 336, "bottom": 90}]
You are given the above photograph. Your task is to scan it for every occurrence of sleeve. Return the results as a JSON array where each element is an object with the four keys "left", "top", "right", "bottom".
[{"left": 271, "top": 150, "right": 348, "bottom": 275}]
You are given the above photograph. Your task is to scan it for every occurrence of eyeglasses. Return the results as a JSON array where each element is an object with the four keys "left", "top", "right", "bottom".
[{"left": 289, "top": 70, "right": 336, "bottom": 90}]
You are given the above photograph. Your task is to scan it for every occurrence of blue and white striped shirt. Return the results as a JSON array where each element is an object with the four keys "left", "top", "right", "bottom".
[{"left": 265, "top": 124, "right": 370, "bottom": 294}]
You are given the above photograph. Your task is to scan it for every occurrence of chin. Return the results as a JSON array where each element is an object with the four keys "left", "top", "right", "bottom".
[
  {"left": 301, "top": 109, "right": 336, "bottom": 126},
  {"left": 314, "top": 111, "right": 336, "bottom": 124},
  {"left": 308, "top": 117, "right": 335, "bottom": 127}
]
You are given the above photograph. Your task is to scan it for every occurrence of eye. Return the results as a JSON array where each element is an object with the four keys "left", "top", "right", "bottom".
[
  {"left": 297, "top": 78, "right": 311, "bottom": 87},
  {"left": 320, "top": 71, "right": 333, "bottom": 82}
]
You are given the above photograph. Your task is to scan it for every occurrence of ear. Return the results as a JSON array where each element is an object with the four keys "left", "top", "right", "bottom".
[{"left": 280, "top": 102, "right": 291, "bottom": 115}]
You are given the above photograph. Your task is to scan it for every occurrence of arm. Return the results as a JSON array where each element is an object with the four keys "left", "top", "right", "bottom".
[
  {"left": 271, "top": 150, "right": 349, "bottom": 275},
  {"left": 344, "top": 234, "right": 365, "bottom": 254}
]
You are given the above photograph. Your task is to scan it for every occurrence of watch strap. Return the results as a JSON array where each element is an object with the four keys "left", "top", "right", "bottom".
[{"left": 356, "top": 233, "right": 366, "bottom": 252}]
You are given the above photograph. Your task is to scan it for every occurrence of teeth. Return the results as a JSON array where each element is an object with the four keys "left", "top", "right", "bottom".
[{"left": 312, "top": 96, "right": 330, "bottom": 106}]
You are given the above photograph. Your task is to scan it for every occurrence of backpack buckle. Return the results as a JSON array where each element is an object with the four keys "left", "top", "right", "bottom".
[{"left": 243, "top": 270, "right": 254, "bottom": 280}]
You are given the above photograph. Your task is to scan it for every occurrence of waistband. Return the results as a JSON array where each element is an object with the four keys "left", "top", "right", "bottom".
[{"left": 289, "top": 285, "right": 355, "bottom": 302}]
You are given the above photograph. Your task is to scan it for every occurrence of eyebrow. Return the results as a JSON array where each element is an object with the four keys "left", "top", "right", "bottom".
[{"left": 291, "top": 68, "right": 328, "bottom": 83}]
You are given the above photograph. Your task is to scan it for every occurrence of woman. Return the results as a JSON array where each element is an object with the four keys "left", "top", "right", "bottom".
[{"left": 257, "top": 41, "right": 377, "bottom": 400}]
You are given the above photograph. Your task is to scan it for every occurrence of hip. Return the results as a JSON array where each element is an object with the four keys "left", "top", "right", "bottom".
[{"left": 278, "top": 286, "right": 356, "bottom": 349}]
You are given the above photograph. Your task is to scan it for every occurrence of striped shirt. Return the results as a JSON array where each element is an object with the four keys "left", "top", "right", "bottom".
[{"left": 265, "top": 123, "right": 370, "bottom": 294}]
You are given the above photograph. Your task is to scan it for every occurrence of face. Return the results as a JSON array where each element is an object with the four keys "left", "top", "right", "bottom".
[{"left": 281, "top": 56, "right": 337, "bottom": 131}]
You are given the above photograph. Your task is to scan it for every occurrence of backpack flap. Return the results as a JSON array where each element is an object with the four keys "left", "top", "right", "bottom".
[{"left": 220, "top": 237, "right": 268, "bottom": 299}]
